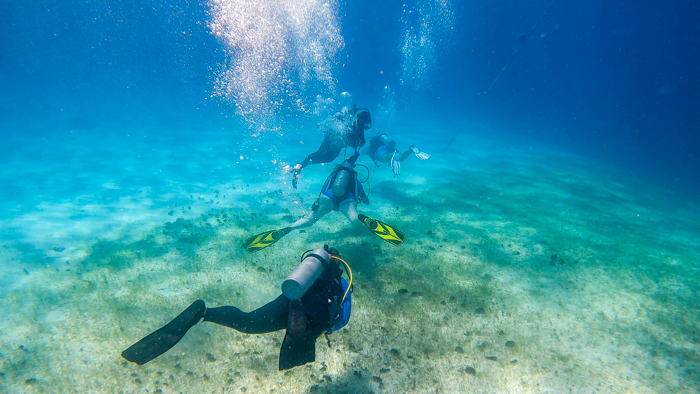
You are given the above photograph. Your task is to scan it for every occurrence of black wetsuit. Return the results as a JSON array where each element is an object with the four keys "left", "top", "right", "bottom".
[
  {"left": 121, "top": 259, "right": 346, "bottom": 370},
  {"left": 204, "top": 260, "right": 344, "bottom": 370},
  {"left": 204, "top": 261, "right": 343, "bottom": 335},
  {"left": 299, "top": 110, "right": 370, "bottom": 169}
]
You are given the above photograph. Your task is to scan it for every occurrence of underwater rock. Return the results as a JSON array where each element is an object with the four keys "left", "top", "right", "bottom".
[
  {"left": 411, "top": 291, "right": 422, "bottom": 297},
  {"left": 371, "top": 376, "right": 383, "bottom": 384},
  {"left": 206, "top": 353, "right": 216, "bottom": 362},
  {"left": 323, "top": 374, "right": 332, "bottom": 382},
  {"left": 25, "top": 378, "right": 38, "bottom": 385},
  {"left": 505, "top": 340, "right": 516, "bottom": 348},
  {"left": 168, "top": 211, "right": 174, "bottom": 216},
  {"left": 389, "top": 348, "right": 400, "bottom": 357},
  {"left": 455, "top": 346, "right": 464, "bottom": 354},
  {"left": 464, "top": 366, "right": 476, "bottom": 375},
  {"left": 52, "top": 247, "right": 65, "bottom": 252},
  {"left": 475, "top": 307, "right": 486, "bottom": 314},
  {"left": 240, "top": 387, "right": 247, "bottom": 393},
  {"left": 510, "top": 359, "right": 518, "bottom": 364},
  {"left": 379, "top": 368, "right": 390, "bottom": 373},
  {"left": 486, "top": 356, "right": 498, "bottom": 361},
  {"left": 559, "top": 258, "right": 565, "bottom": 265}
]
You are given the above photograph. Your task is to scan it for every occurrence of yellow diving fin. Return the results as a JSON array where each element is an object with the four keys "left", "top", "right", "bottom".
[
  {"left": 357, "top": 214, "right": 405, "bottom": 246},
  {"left": 243, "top": 227, "right": 292, "bottom": 253}
]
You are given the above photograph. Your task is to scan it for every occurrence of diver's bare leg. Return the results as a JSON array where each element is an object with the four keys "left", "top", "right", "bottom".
[
  {"left": 288, "top": 195, "right": 333, "bottom": 230},
  {"left": 338, "top": 199, "right": 359, "bottom": 223}
]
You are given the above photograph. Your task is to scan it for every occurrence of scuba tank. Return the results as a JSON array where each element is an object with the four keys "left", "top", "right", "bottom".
[
  {"left": 281, "top": 249, "right": 329, "bottom": 300},
  {"left": 331, "top": 161, "right": 354, "bottom": 197},
  {"left": 378, "top": 134, "right": 396, "bottom": 151}
]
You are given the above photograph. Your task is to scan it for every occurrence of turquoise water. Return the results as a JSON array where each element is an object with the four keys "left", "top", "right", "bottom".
[{"left": 1, "top": 1, "right": 699, "bottom": 393}]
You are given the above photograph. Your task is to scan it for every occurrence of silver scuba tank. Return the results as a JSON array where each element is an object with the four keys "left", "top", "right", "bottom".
[
  {"left": 281, "top": 249, "right": 329, "bottom": 300},
  {"left": 331, "top": 162, "right": 354, "bottom": 197},
  {"left": 378, "top": 134, "right": 396, "bottom": 151}
]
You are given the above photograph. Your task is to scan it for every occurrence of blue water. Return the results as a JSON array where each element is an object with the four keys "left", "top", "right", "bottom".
[
  {"left": 3, "top": 1, "right": 697, "bottom": 193},
  {"left": 1, "top": 0, "right": 699, "bottom": 392}
]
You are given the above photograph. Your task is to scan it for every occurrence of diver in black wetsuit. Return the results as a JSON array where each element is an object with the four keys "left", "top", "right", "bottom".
[
  {"left": 292, "top": 106, "right": 372, "bottom": 189},
  {"left": 121, "top": 247, "right": 352, "bottom": 371}
]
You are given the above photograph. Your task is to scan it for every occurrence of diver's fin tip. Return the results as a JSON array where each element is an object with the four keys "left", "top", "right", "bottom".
[
  {"left": 242, "top": 228, "right": 291, "bottom": 253},
  {"left": 121, "top": 300, "right": 207, "bottom": 365},
  {"left": 359, "top": 214, "right": 405, "bottom": 246}
]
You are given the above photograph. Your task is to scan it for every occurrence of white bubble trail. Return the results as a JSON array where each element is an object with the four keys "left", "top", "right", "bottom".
[
  {"left": 399, "top": 0, "right": 455, "bottom": 96},
  {"left": 208, "top": 0, "right": 344, "bottom": 130}
]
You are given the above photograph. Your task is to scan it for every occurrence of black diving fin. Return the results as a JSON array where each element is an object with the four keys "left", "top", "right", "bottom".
[
  {"left": 121, "top": 300, "right": 206, "bottom": 365},
  {"left": 243, "top": 227, "right": 292, "bottom": 253},
  {"left": 279, "top": 299, "right": 315, "bottom": 370},
  {"left": 357, "top": 214, "right": 405, "bottom": 246}
]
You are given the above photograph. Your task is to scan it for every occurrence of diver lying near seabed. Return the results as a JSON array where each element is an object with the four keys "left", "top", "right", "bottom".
[
  {"left": 122, "top": 246, "right": 353, "bottom": 371},
  {"left": 361, "top": 132, "right": 430, "bottom": 176},
  {"left": 244, "top": 151, "right": 405, "bottom": 253}
]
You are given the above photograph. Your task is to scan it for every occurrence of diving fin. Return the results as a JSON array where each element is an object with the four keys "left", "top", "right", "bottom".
[
  {"left": 279, "top": 299, "right": 315, "bottom": 370},
  {"left": 243, "top": 227, "right": 292, "bottom": 253},
  {"left": 121, "top": 300, "right": 206, "bottom": 365},
  {"left": 358, "top": 214, "right": 405, "bottom": 246}
]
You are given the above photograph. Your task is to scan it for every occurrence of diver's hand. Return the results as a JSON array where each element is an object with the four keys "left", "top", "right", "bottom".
[
  {"left": 411, "top": 146, "right": 431, "bottom": 160},
  {"left": 391, "top": 151, "right": 401, "bottom": 176},
  {"left": 292, "top": 164, "right": 302, "bottom": 189}
]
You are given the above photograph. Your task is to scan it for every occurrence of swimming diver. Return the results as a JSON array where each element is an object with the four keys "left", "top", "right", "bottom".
[
  {"left": 361, "top": 133, "right": 431, "bottom": 176},
  {"left": 245, "top": 151, "right": 405, "bottom": 253},
  {"left": 291, "top": 105, "right": 372, "bottom": 189},
  {"left": 121, "top": 246, "right": 353, "bottom": 371}
]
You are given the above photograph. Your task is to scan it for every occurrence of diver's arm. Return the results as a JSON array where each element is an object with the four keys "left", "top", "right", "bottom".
[{"left": 346, "top": 150, "right": 361, "bottom": 166}]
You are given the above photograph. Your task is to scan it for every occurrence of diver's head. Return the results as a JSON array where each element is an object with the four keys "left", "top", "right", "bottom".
[
  {"left": 324, "top": 244, "right": 341, "bottom": 259},
  {"left": 355, "top": 109, "right": 372, "bottom": 130}
]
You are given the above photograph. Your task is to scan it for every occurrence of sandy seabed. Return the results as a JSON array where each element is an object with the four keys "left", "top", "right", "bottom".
[{"left": 0, "top": 128, "right": 698, "bottom": 393}]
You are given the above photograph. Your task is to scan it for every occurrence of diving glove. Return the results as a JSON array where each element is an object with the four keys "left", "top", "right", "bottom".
[
  {"left": 410, "top": 146, "right": 430, "bottom": 160},
  {"left": 390, "top": 150, "right": 401, "bottom": 176}
]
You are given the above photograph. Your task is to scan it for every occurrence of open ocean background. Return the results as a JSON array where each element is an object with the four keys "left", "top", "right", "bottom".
[{"left": 1, "top": 0, "right": 699, "bottom": 392}]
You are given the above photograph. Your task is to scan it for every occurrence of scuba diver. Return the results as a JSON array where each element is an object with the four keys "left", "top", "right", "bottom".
[
  {"left": 292, "top": 105, "right": 372, "bottom": 189},
  {"left": 361, "top": 133, "right": 431, "bottom": 176},
  {"left": 245, "top": 151, "right": 405, "bottom": 253},
  {"left": 122, "top": 246, "right": 353, "bottom": 371}
]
